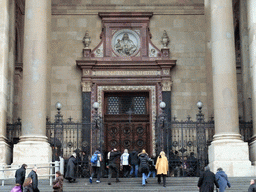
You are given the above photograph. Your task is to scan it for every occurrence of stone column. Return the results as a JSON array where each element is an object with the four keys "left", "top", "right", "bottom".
[
  {"left": 13, "top": 0, "right": 52, "bottom": 165},
  {"left": 0, "top": 0, "right": 11, "bottom": 165},
  {"left": 247, "top": 0, "right": 256, "bottom": 165},
  {"left": 204, "top": 0, "right": 214, "bottom": 119},
  {"left": 239, "top": 0, "right": 251, "bottom": 122},
  {"left": 208, "top": 0, "right": 252, "bottom": 176}
]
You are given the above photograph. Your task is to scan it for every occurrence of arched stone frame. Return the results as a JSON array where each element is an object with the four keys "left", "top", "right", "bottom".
[{"left": 96, "top": 85, "right": 157, "bottom": 155}]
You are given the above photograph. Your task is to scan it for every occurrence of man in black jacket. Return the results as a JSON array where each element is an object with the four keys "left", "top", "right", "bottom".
[
  {"left": 107, "top": 148, "right": 121, "bottom": 185},
  {"left": 248, "top": 179, "right": 256, "bottom": 192},
  {"left": 15, "top": 164, "right": 27, "bottom": 191},
  {"left": 198, "top": 166, "right": 219, "bottom": 192},
  {"left": 129, "top": 149, "right": 139, "bottom": 177},
  {"left": 28, "top": 167, "right": 40, "bottom": 192}
]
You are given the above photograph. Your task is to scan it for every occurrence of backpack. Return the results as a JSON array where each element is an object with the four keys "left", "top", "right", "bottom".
[{"left": 91, "top": 154, "right": 98, "bottom": 164}]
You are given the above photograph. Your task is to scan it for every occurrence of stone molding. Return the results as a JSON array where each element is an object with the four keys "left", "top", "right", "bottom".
[
  {"left": 97, "top": 85, "right": 157, "bottom": 155},
  {"left": 52, "top": 5, "right": 204, "bottom": 15}
]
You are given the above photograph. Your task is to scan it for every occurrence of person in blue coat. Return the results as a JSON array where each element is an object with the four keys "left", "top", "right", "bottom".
[{"left": 215, "top": 168, "right": 231, "bottom": 192}]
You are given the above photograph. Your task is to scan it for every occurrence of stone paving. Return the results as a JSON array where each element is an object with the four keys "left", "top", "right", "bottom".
[{"left": 0, "top": 177, "right": 253, "bottom": 192}]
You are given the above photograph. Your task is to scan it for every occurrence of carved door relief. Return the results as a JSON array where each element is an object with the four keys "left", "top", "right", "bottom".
[
  {"left": 105, "top": 122, "right": 150, "bottom": 153},
  {"left": 104, "top": 92, "right": 150, "bottom": 153}
]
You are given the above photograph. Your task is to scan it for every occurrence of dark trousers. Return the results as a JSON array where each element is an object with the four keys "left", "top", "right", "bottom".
[
  {"left": 123, "top": 165, "right": 130, "bottom": 177},
  {"left": 108, "top": 164, "right": 119, "bottom": 183},
  {"left": 91, "top": 166, "right": 101, "bottom": 181},
  {"left": 157, "top": 174, "right": 167, "bottom": 186}
]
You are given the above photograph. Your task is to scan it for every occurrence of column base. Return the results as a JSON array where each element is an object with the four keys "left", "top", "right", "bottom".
[
  {"left": 0, "top": 141, "right": 11, "bottom": 164},
  {"left": 208, "top": 139, "right": 253, "bottom": 176},
  {"left": 249, "top": 136, "right": 256, "bottom": 164},
  {"left": 13, "top": 139, "right": 52, "bottom": 176}
]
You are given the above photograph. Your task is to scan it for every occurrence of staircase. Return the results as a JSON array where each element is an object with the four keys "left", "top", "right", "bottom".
[{"left": 1, "top": 177, "right": 253, "bottom": 192}]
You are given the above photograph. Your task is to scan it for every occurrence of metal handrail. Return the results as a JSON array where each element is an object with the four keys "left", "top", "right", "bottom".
[{"left": 0, "top": 161, "right": 61, "bottom": 187}]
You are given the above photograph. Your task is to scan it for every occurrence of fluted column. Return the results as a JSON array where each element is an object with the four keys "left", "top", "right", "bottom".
[
  {"left": 13, "top": 0, "right": 52, "bottom": 165},
  {"left": 0, "top": 0, "right": 11, "bottom": 164},
  {"left": 247, "top": 0, "right": 256, "bottom": 164},
  {"left": 208, "top": 0, "right": 252, "bottom": 176}
]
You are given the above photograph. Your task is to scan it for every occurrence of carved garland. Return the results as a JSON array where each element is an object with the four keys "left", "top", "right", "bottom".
[{"left": 97, "top": 85, "right": 157, "bottom": 155}]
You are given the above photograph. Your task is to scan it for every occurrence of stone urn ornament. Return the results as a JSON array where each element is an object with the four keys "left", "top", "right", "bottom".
[
  {"left": 83, "top": 31, "right": 91, "bottom": 48},
  {"left": 161, "top": 30, "right": 170, "bottom": 48}
]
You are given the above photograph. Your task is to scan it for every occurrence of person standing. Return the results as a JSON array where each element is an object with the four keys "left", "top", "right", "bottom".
[
  {"left": 15, "top": 164, "right": 27, "bottom": 191},
  {"left": 155, "top": 151, "right": 168, "bottom": 187},
  {"left": 197, "top": 166, "right": 219, "bottom": 192},
  {"left": 65, "top": 153, "right": 77, "bottom": 183},
  {"left": 129, "top": 149, "right": 139, "bottom": 178},
  {"left": 52, "top": 171, "right": 63, "bottom": 192},
  {"left": 28, "top": 167, "right": 40, "bottom": 192},
  {"left": 89, "top": 149, "right": 102, "bottom": 184},
  {"left": 248, "top": 179, "right": 256, "bottom": 192},
  {"left": 107, "top": 148, "right": 121, "bottom": 185},
  {"left": 23, "top": 177, "right": 33, "bottom": 192},
  {"left": 138, "top": 149, "right": 149, "bottom": 187},
  {"left": 120, "top": 149, "right": 130, "bottom": 178},
  {"left": 147, "top": 156, "right": 156, "bottom": 178},
  {"left": 215, "top": 168, "right": 231, "bottom": 192}
]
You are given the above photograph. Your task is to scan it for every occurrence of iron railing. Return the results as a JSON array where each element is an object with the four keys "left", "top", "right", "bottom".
[{"left": 6, "top": 117, "right": 253, "bottom": 178}]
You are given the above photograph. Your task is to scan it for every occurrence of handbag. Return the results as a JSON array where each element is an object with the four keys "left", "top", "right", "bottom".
[{"left": 53, "top": 181, "right": 60, "bottom": 189}]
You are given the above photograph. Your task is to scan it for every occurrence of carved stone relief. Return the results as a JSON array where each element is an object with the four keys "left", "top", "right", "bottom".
[
  {"left": 161, "top": 80, "right": 172, "bottom": 91},
  {"left": 112, "top": 29, "right": 140, "bottom": 57},
  {"left": 81, "top": 81, "right": 92, "bottom": 92},
  {"left": 92, "top": 70, "right": 161, "bottom": 76}
]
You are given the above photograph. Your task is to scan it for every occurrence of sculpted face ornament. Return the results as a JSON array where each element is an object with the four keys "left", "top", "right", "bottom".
[{"left": 114, "top": 33, "right": 137, "bottom": 56}]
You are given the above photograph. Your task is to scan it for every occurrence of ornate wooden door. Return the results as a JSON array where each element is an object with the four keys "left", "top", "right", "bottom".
[{"left": 104, "top": 92, "right": 150, "bottom": 154}]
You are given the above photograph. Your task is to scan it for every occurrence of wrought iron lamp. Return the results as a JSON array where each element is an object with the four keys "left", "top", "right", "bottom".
[
  {"left": 55, "top": 102, "right": 63, "bottom": 123},
  {"left": 92, "top": 102, "right": 102, "bottom": 152},
  {"left": 158, "top": 101, "right": 167, "bottom": 152},
  {"left": 93, "top": 102, "right": 100, "bottom": 128},
  {"left": 196, "top": 101, "right": 204, "bottom": 122}
]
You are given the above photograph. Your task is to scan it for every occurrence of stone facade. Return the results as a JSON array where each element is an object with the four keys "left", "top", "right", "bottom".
[{"left": 0, "top": 0, "right": 255, "bottom": 177}]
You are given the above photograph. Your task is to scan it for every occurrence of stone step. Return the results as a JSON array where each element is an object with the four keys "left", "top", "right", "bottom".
[{"left": 1, "top": 177, "right": 253, "bottom": 192}]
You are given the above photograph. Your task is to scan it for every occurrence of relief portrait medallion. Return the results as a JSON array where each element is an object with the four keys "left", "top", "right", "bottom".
[{"left": 112, "top": 29, "right": 140, "bottom": 57}]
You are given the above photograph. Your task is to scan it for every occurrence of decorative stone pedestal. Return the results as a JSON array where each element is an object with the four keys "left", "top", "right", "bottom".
[
  {"left": 209, "top": 139, "right": 253, "bottom": 177},
  {"left": 0, "top": 142, "right": 11, "bottom": 165},
  {"left": 13, "top": 140, "right": 52, "bottom": 176}
]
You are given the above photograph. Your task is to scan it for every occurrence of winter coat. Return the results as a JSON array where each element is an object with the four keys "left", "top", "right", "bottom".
[
  {"left": 198, "top": 170, "right": 219, "bottom": 192},
  {"left": 121, "top": 152, "right": 129, "bottom": 166},
  {"left": 155, "top": 155, "right": 169, "bottom": 175},
  {"left": 10, "top": 185, "right": 22, "bottom": 192},
  {"left": 148, "top": 158, "right": 155, "bottom": 171},
  {"left": 129, "top": 151, "right": 139, "bottom": 165},
  {"left": 248, "top": 183, "right": 256, "bottom": 192},
  {"left": 23, "top": 184, "right": 33, "bottom": 192},
  {"left": 215, "top": 170, "right": 231, "bottom": 192},
  {"left": 138, "top": 153, "right": 149, "bottom": 174},
  {"left": 108, "top": 151, "right": 121, "bottom": 165},
  {"left": 53, "top": 176, "right": 63, "bottom": 192},
  {"left": 15, "top": 166, "right": 26, "bottom": 186},
  {"left": 28, "top": 170, "right": 39, "bottom": 191},
  {"left": 65, "top": 155, "right": 77, "bottom": 180}
]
